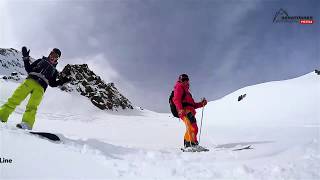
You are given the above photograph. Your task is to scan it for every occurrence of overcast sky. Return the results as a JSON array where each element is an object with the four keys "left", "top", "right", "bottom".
[{"left": 0, "top": 0, "right": 319, "bottom": 112}]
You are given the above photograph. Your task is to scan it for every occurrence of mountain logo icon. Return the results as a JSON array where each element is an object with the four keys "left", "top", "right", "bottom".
[{"left": 273, "top": 9, "right": 289, "bottom": 23}]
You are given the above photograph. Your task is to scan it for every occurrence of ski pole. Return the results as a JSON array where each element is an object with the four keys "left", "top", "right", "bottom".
[{"left": 198, "top": 98, "right": 205, "bottom": 144}]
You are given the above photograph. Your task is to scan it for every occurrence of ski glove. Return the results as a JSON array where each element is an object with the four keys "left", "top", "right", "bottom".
[
  {"left": 22, "top": 46, "right": 30, "bottom": 58},
  {"left": 201, "top": 98, "right": 207, "bottom": 106}
]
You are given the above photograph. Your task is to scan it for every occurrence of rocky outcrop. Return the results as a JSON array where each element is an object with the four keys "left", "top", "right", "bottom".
[{"left": 60, "top": 64, "right": 133, "bottom": 110}]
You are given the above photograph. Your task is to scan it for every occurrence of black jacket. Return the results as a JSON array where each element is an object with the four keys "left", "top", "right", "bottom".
[{"left": 24, "top": 56, "right": 65, "bottom": 91}]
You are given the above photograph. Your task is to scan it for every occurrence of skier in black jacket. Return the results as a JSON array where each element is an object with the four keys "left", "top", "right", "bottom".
[{"left": 0, "top": 46, "right": 70, "bottom": 130}]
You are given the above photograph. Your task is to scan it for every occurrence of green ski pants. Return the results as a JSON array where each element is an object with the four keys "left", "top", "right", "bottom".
[{"left": 0, "top": 79, "right": 44, "bottom": 128}]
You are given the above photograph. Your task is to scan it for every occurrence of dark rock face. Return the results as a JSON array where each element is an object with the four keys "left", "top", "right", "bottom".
[
  {"left": 60, "top": 64, "right": 133, "bottom": 110},
  {"left": 238, "top": 94, "right": 247, "bottom": 102},
  {"left": 2, "top": 72, "right": 22, "bottom": 82}
]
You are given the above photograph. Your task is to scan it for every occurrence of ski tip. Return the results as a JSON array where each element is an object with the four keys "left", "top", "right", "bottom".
[
  {"left": 29, "top": 132, "right": 61, "bottom": 142},
  {"left": 232, "top": 145, "right": 253, "bottom": 151}
]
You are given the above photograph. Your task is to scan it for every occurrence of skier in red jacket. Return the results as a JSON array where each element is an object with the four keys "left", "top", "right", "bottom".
[{"left": 173, "top": 74, "right": 207, "bottom": 150}]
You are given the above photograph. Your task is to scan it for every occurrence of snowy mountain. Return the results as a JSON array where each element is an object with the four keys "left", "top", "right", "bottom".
[
  {"left": 204, "top": 71, "right": 320, "bottom": 127},
  {"left": 0, "top": 48, "right": 27, "bottom": 76},
  {"left": 0, "top": 48, "right": 133, "bottom": 111},
  {"left": 0, "top": 71, "right": 319, "bottom": 179},
  {"left": 0, "top": 48, "right": 30, "bottom": 82}
]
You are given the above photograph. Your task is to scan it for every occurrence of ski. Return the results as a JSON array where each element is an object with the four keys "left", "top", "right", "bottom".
[
  {"left": 215, "top": 145, "right": 253, "bottom": 151},
  {"left": 181, "top": 146, "right": 209, "bottom": 152}
]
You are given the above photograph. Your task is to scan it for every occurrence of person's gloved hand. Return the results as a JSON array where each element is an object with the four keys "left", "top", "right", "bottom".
[
  {"left": 178, "top": 109, "right": 187, "bottom": 118},
  {"left": 201, "top": 98, "right": 207, "bottom": 106},
  {"left": 21, "top": 46, "right": 30, "bottom": 58}
]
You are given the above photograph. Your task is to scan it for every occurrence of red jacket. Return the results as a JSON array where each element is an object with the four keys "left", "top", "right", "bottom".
[{"left": 173, "top": 81, "right": 203, "bottom": 116}]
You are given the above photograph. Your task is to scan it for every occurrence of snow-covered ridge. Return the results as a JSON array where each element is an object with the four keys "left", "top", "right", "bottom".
[{"left": 200, "top": 71, "right": 320, "bottom": 127}]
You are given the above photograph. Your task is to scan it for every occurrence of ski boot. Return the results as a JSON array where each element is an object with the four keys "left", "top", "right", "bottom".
[{"left": 16, "top": 122, "right": 31, "bottom": 130}]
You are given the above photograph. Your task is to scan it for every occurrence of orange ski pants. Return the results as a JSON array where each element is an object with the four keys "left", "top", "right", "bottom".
[{"left": 181, "top": 112, "right": 198, "bottom": 143}]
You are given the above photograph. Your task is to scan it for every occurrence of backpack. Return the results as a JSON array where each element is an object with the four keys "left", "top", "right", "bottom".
[{"left": 169, "top": 90, "right": 186, "bottom": 118}]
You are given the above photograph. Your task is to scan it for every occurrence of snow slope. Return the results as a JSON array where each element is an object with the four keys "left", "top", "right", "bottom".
[{"left": 0, "top": 72, "right": 319, "bottom": 180}]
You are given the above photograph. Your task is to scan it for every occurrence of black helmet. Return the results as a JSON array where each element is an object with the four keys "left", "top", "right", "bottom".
[
  {"left": 179, "top": 74, "right": 189, "bottom": 82},
  {"left": 52, "top": 48, "right": 61, "bottom": 57}
]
